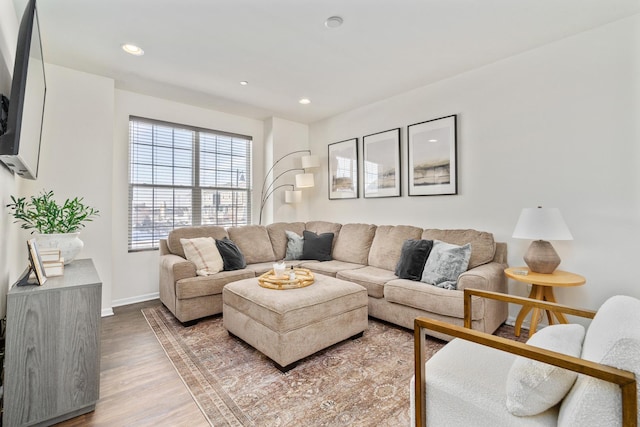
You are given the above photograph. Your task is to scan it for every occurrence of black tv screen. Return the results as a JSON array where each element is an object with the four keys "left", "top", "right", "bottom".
[{"left": 0, "top": 0, "right": 46, "bottom": 180}]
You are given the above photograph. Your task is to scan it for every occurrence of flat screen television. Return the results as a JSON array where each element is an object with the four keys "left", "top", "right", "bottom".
[{"left": 0, "top": 0, "right": 46, "bottom": 180}]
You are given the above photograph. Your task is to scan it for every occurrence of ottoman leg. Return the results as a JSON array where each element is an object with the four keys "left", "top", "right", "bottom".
[
  {"left": 350, "top": 331, "right": 364, "bottom": 340},
  {"left": 276, "top": 361, "right": 297, "bottom": 373}
]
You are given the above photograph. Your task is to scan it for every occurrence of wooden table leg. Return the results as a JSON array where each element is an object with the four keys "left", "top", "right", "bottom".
[
  {"left": 528, "top": 285, "right": 546, "bottom": 335},
  {"left": 542, "top": 286, "right": 569, "bottom": 324}
]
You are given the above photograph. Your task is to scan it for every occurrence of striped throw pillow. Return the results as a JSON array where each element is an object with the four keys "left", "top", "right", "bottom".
[{"left": 180, "top": 237, "right": 224, "bottom": 276}]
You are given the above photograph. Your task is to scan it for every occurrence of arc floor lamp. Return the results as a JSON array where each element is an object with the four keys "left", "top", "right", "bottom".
[{"left": 259, "top": 149, "right": 319, "bottom": 224}]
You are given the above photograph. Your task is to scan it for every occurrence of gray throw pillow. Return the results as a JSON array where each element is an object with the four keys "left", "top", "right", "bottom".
[
  {"left": 395, "top": 239, "right": 433, "bottom": 281},
  {"left": 284, "top": 230, "right": 304, "bottom": 260},
  {"left": 302, "top": 230, "right": 334, "bottom": 261},
  {"left": 420, "top": 240, "right": 471, "bottom": 290}
]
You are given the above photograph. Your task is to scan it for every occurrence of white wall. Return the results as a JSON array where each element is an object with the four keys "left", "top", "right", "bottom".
[
  {"left": 111, "top": 90, "right": 264, "bottom": 306},
  {"left": 19, "top": 64, "right": 115, "bottom": 313},
  {"left": 308, "top": 15, "right": 640, "bottom": 318},
  {"left": 262, "top": 117, "right": 310, "bottom": 225}
]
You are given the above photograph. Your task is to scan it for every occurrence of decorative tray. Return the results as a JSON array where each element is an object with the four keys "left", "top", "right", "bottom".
[{"left": 258, "top": 268, "right": 315, "bottom": 290}]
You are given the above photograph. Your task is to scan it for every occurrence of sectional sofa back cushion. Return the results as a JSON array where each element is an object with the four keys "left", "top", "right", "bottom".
[
  {"left": 558, "top": 295, "right": 640, "bottom": 427},
  {"left": 305, "top": 221, "right": 342, "bottom": 250},
  {"left": 266, "top": 222, "right": 306, "bottom": 260},
  {"left": 227, "top": 225, "right": 277, "bottom": 265},
  {"left": 422, "top": 229, "right": 496, "bottom": 269},
  {"left": 368, "top": 225, "right": 423, "bottom": 271},
  {"left": 332, "top": 223, "right": 377, "bottom": 265},
  {"left": 167, "top": 225, "right": 228, "bottom": 259}
]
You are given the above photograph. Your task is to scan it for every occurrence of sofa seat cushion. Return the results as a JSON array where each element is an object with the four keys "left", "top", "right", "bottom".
[
  {"left": 301, "top": 260, "right": 366, "bottom": 278},
  {"left": 222, "top": 275, "right": 367, "bottom": 334},
  {"left": 244, "top": 261, "right": 278, "bottom": 276},
  {"left": 227, "top": 225, "right": 276, "bottom": 264},
  {"left": 167, "top": 225, "right": 228, "bottom": 258},
  {"left": 331, "top": 223, "right": 377, "bottom": 264},
  {"left": 416, "top": 338, "right": 558, "bottom": 426},
  {"left": 385, "top": 279, "right": 483, "bottom": 320},
  {"left": 368, "top": 225, "right": 423, "bottom": 271},
  {"left": 422, "top": 229, "right": 496, "bottom": 269},
  {"left": 176, "top": 269, "right": 255, "bottom": 300},
  {"left": 337, "top": 266, "right": 398, "bottom": 298}
]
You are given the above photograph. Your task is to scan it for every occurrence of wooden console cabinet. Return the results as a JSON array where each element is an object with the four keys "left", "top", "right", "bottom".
[{"left": 4, "top": 258, "right": 102, "bottom": 427}]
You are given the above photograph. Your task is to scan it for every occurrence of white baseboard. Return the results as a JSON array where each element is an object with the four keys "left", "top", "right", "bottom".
[{"left": 100, "top": 292, "right": 160, "bottom": 317}]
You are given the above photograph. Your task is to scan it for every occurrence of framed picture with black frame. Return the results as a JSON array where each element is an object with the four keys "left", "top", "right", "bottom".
[
  {"left": 328, "top": 138, "right": 358, "bottom": 199},
  {"left": 363, "top": 128, "right": 401, "bottom": 198},
  {"left": 407, "top": 115, "right": 458, "bottom": 196}
]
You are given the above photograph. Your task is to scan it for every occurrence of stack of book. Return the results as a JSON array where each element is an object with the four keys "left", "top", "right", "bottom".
[{"left": 40, "top": 248, "right": 65, "bottom": 277}]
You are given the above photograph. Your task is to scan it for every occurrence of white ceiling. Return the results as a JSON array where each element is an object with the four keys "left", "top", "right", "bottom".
[{"left": 13, "top": 0, "right": 640, "bottom": 124}]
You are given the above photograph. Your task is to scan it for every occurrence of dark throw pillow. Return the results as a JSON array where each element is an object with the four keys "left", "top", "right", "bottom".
[
  {"left": 215, "top": 237, "right": 247, "bottom": 271},
  {"left": 302, "top": 230, "right": 334, "bottom": 261},
  {"left": 395, "top": 239, "right": 434, "bottom": 280}
]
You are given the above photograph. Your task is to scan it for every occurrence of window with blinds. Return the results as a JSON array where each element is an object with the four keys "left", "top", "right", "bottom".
[{"left": 128, "top": 116, "right": 252, "bottom": 251}]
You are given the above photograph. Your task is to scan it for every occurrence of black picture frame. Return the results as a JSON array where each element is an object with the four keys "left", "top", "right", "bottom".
[
  {"left": 363, "top": 128, "right": 401, "bottom": 198},
  {"left": 328, "top": 138, "right": 358, "bottom": 200},
  {"left": 407, "top": 115, "right": 458, "bottom": 196}
]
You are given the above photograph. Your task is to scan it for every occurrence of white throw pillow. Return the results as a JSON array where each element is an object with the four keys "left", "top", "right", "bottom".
[
  {"left": 420, "top": 240, "right": 471, "bottom": 290},
  {"left": 506, "top": 323, "right": 586, "bottom": 416},
  {"left": 180, "top": 237, "right": 224, "bottom": 276}
]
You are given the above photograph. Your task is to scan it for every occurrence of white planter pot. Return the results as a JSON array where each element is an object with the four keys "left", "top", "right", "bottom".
[{"left": 35, "top": 233, "right": 84, "bottom": 264}]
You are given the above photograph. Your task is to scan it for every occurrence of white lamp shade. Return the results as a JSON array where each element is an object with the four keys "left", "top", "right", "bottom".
[
  {"left": 301, "top": 154, "right": 320, "bottom": 169},
  {"left": 512, "top": 207, "right": 573, "bottom": 241},
  {"left": 295, "top": 173, "right": 314, "bottom": 188},
  {"left": 285, "top": 190, "right": 302, "bottom": 204}
]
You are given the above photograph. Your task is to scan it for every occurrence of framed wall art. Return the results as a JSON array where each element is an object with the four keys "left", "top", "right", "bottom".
[
  {"left": 407, "top": 115, "right": 457, "bottom": 196},
  {"left": 328, "top": 138, "right": 358, "bottom": 199},
  {"left": 363, "top": 128, "right": 401, "bottom": 198}
]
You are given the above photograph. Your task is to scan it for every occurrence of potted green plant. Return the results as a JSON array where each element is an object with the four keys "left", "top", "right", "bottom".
[{"left": 7, "top": 190, "right": 99, "bottom": 264}]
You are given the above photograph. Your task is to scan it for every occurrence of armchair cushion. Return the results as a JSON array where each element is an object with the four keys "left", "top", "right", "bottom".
[{"left": 506, "top": 323, "right": 585, "bottom": 416}]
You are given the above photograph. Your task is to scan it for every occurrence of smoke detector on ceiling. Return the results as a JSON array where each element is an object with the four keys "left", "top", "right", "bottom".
[{"left": 324, "top": 16, "right": 343, "bottom": 28}]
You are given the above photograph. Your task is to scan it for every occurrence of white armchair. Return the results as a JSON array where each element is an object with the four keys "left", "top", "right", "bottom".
[{"left": 412, "top": 289, "right": 639, "bottom": 426}]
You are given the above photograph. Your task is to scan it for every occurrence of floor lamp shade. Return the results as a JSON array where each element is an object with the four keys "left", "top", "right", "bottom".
[
  {"left": 285, "top": 190, "right": 302, "bottom": 203},
  {"left": 301, "top": 155, "right": 320, "bottom": 169},
  {"left": 295, "top": 173, "right": 314, "bottom": 188},
  {"left": 512, "top": 207, "right": 573, "bottom": 274}
]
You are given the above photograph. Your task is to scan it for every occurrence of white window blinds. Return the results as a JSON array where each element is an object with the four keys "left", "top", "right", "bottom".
[{"left": 128, "top": 116, "right": 252, "bottom": 251}]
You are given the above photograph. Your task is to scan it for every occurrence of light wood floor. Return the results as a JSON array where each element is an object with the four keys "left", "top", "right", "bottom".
[{"left": 56, "top": 300, "right": 209, "bottom": 427}]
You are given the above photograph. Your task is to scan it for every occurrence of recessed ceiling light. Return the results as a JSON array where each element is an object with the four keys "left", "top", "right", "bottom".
[
  {"left": 299, "top": 98, "right": 311, "bottom": 105},
  {"left": 324, "top": 16, "right": 343, "bottom": 28},
  {"left": 429, "top": 139, "right": 438, "bottom": 142},
  {"left": 240, "top": 81, "right": 248, "bottom": 86},
  {"left": 122, "top": 44, "right": 144, "bottom": 56}
]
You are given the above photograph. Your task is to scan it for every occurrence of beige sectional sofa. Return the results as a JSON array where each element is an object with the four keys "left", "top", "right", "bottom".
[{"left": 159, "top": 221, "right": 508, "bottom": 339}]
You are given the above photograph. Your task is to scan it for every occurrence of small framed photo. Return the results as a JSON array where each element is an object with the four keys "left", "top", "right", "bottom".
[
  {"left": 328, "top": 138, "right": 358, "bottom": 199},
  {"left": 363, "top": 128, "right": 401, "bottom": 198},
  {"left": 27, "top": 238, "right": 47, "bottom": 286},
  {"left": 408, "top": 115, "right": 457, "bottom": 196}
]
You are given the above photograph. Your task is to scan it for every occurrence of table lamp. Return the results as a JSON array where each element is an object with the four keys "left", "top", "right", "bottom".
[{"left": 512, "top": 206, "right": 573, "bottom": 274}]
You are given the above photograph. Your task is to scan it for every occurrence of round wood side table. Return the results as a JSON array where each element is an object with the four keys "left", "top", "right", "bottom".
[{"left": 505, "top": 267, "right": 586, "bottom": 337}]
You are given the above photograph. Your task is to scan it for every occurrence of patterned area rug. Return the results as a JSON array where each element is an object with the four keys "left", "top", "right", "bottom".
[{"left": 143, "top": 305, "right": 522, "bottom": 426}]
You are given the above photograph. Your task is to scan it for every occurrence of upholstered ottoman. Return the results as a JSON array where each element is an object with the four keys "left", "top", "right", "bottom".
[{"left": 222, "top": 274, "right": 368, "bottom": 371}]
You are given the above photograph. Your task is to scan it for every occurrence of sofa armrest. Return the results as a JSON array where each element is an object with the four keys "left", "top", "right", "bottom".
[
  {"left": 414, "top": 300, "right": 637, "bottom": 427},
  {"left": 159, "top": 254, "right": 197, "bottom": 313},
  {"left": 457, "top": 261, "right": 506, "bottom": 292}
]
